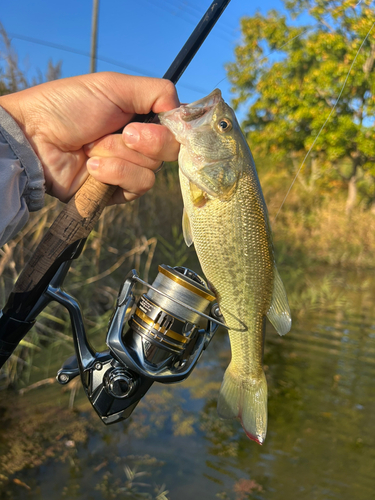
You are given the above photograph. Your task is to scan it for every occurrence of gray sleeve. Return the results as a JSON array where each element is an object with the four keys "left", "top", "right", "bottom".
[{"left": 0, "top": 106, "right": 45, "bottom": 247}]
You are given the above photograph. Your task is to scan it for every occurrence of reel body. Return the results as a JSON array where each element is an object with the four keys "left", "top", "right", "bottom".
[{"left": 54, "top": 264, "right": 225, "bottom": 424}]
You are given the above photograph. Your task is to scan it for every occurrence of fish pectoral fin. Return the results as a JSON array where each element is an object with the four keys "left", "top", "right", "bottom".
[
  {"left": 266, "top": 265, "right": 292, "bottom": 336},
  {"left": 189, "top": 181, "right": 208, "bottom": 208},
  {"left": 182, "top": 207, "right": 193, "bottom": 247},
  {"left": 197, "top": 162, "right": 239, "bottom": 200}
]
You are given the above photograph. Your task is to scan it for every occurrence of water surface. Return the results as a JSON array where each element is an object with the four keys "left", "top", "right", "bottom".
[{"left": 1, "top": 267, "right": 375, "bottom": 499}]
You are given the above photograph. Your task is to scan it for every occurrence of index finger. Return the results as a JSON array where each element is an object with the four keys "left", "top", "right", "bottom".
[{"left": 87, "top": 73, "right": 180, "bottom": 115}]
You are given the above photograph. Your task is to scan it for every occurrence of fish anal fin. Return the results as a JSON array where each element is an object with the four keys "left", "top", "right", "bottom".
[
  {"left": 217, "top": 365, "right": 268, "bottom": 444},
  {"left": 182, "top": 208, "right": 193, "bottom": 247},
  {"left": 267, "top": 265, "right": 292, "bottom": 336}
]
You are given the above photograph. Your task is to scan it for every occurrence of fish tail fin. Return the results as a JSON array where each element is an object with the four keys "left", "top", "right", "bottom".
[{"left": 217, "top": 365, "right": 268, "bottom": 445}]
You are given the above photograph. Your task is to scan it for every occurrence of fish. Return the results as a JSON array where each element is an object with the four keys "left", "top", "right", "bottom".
[{"left": 159, "top": 89, "right": 292, "bottom": 444}]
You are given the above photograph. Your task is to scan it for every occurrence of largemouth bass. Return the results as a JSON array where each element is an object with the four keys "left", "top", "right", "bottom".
[{"left": 159, "top": 89, "right": 291, "bottom": 444}]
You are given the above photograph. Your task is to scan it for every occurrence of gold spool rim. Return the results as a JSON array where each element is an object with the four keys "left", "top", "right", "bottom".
[
  {"left": 135, "top": 308, "right": 189, "bottom": 344},
  {"left": 158, "top": 266, "right": 215, "bottom": 302},
  {"left": 132, "top": 318, "right": 185, "bottom": 349}
]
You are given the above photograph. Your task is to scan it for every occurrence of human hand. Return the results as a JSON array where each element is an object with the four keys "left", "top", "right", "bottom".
[{"left": 0, "top": 72, "right": 180, "bottom": 204}]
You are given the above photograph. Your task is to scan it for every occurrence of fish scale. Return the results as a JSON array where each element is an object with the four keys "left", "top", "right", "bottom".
[
  {"left": 183, "top": 169, "right": 272, "bottom": 365},
  {"left": 159, "top": 89, "right": 292, "bottom": 444}
]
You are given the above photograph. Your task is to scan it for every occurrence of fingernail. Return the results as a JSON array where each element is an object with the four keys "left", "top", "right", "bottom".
[
  {"left": 87, "top": 157, "right": 100, "bottom": 170},
  {"left": 85, "top": 141, "right": 95, "bottom": 152},
  {"left": 123, "top": 126, "right": 140, "bottom": 145}
]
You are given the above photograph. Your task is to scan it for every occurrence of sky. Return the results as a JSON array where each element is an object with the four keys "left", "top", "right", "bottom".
[{"left": 0, "top": 0, "right": 288, "bottom": 110}]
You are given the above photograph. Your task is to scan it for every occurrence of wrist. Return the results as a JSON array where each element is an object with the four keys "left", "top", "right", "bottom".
[
  {"left": 0, "top": 93, "right": 25, "bottom": 130},
  {"left": 0, "top": 91, "right": 45, "bottom": 172},
  {"left": 0, "top": 103, "right": 45, "bottom": 213}
]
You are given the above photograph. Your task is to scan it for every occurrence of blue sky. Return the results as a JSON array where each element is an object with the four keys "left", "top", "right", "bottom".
[{"left": 1, "top": 0, "right": 287, "bottom": 108}]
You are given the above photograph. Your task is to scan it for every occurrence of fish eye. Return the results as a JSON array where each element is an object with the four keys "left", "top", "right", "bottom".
[{"left": 217, "top": 118, "right": 232, "bottom": 133}]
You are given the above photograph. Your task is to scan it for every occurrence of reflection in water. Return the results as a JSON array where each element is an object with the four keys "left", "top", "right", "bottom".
[{"left": 1, "top": 268, "right": 375, "bottom": 499}]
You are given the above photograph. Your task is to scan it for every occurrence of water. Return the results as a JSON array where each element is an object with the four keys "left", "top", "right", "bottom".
[{"left": 1, "top": 267, "right": 375, "bottom": 499}]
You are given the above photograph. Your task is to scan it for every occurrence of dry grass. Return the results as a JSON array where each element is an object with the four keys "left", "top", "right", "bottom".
[
  {"left": 260, "top": 170, "right": 375, "bottom": 270},
  {"left": 274, "top": 199, "right": 375, "bottom": 269}
]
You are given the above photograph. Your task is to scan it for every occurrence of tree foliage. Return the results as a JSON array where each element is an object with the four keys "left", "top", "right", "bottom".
[{"left": 227, "top": 0, "right": 375, "bottom": 210}]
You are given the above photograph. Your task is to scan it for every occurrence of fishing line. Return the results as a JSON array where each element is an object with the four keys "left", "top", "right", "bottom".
[
  {"left": 276, "top": 27, "right": 311, "bottom": 52},
  {"left": 141, "top": 0, "right": 233, "bottom": 44},
  {"left": 165, "top": 0, "right": 237, "bottom": 38},
  {"left": 273, "top": 19, "right": 375, "bottom": 223}
]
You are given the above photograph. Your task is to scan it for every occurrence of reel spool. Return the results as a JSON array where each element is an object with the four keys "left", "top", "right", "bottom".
[{"left": 126, "top": 265, "right": 215, "bottom": 367}]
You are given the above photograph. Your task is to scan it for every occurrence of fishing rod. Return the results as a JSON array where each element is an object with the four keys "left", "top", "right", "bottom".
[{"left": 0, "top": 0, "right": 231, "bottom": 424}]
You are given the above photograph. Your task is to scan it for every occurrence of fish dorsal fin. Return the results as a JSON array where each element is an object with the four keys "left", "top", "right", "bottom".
[
  {"left": 182, "top": 208, "right": 193, "bottom": 247},
  {"left": 266, "top": 265, "right": 292, "bottom": 336}
]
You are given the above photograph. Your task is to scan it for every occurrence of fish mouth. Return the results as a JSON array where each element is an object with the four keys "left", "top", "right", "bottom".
[
  {"left": 159, "top": 89, "right": 222, "bottom": 124},
  {"left": 180, "top": 89, "right": 222, "bottom": 122},
  {"left": 158, "top": 89, "right": 223, "bottom": 142}
]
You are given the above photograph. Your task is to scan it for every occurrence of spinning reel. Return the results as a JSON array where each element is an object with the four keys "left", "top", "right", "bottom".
[{"left": 49, "top": 262, "right": 225, "bottom": 424}]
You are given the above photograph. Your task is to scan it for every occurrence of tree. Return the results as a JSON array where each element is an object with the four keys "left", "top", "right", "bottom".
[{"left": 226, "top": 0, "right": 375, "bottom": 212}]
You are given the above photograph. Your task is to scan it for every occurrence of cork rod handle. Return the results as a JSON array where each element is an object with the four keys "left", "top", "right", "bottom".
[{"left": 14, "top": 176, "right": 115, "bottom": 294}]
